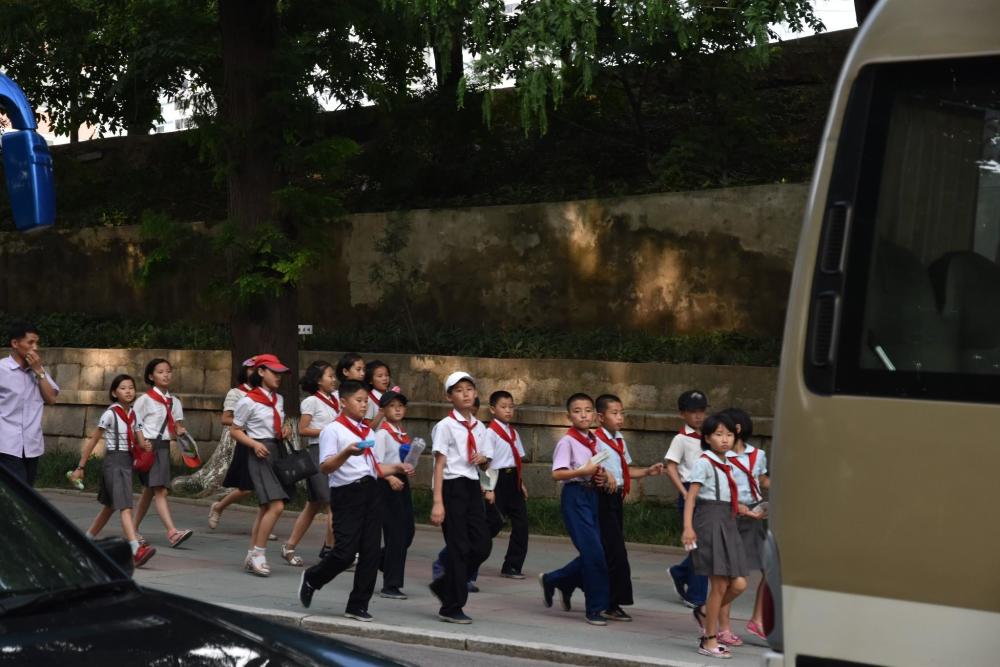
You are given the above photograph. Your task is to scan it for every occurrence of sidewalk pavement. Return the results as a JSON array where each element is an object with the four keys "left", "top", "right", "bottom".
[{"left": 44, "top": 489, "right": 769, "bottom": 667}]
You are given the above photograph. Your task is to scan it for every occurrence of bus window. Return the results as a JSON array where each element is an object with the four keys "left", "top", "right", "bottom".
[{"left": 806, "top": 56, "right": 1000, "bottom": 403}]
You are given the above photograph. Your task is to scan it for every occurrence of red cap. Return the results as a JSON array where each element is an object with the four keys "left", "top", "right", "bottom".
[{"left": 252, "top": 353, "right": 289, "bottom": 373}]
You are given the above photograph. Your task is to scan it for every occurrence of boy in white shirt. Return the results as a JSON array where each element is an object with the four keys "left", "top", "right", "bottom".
[
  {"left": 374, "top": 390, "right": 417, "bottom": 600},
  {"left": 297, "top": 380, "right": 411, "bottom": 622},
  {"left": 482, "top": 390, "right": 529, "bottom": 580},
  {"left": 428, "top": 371, "right": 493, "bottom": 624},
  {"left": 664, "top": 389, "right": 710, "bottom": 608}
]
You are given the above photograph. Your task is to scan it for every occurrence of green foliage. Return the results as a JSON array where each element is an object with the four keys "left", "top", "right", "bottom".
[{"left": 0, "top": 312, "right": 229, "bottom": 350}]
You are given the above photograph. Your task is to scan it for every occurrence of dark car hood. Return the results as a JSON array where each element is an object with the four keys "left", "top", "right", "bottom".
[{"left": 0, "top": 585, "right": 397, "bottom": 666}]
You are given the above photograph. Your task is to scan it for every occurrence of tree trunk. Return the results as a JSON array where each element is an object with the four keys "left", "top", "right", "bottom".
[
  {"left": 855, "top": 0, "right": 879, "bottom": 24},
  {"left": 433, "top": 21, "right": 464, "bottom": 92},
  {"left": 218, "top": 0, "right": 300, "bottom": 413}
]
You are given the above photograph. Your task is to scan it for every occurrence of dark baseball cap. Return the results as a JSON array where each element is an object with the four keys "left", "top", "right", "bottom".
[
  {"left": 677, "top": 389, "right": 709, "bottom": 411},
  {"left": 379, "top": 390, "right": 408, "bottom": 408}
]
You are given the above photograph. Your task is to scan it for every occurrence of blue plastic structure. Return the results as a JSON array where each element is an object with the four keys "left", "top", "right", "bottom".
[{"left": 0, "top": 74, "right": 55, "bottom": 232}]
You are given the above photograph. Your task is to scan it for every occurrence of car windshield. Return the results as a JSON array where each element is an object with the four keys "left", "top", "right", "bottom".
[{"left": 0, "top": 480, "right": 116, "bottom": 597}]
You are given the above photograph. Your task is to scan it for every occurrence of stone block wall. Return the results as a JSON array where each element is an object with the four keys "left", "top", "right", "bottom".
[{"left": 43, "top": 347, "right": 777, "bottom": 501}]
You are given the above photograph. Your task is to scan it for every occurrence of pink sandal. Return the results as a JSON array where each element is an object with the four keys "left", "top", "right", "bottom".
[
  {"left": 717, "top": 630, "right": 744, "bottom": 646},
  {"left": 746, "top": 620, "right": 767, "bottom": 640},
  {"left": 697, "top": 635, "right": 731, "bottom": 659},
  {"left": 168, "top": 529, "right": 193, "bottom": 548}
]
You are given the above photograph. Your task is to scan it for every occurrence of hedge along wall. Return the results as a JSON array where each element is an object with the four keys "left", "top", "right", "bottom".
[
  {"left": 42, "top": 347, "right": 777, "bottom": 501},
  {"left": 0, "top": 183, "right": 806, "bottom": 337}
]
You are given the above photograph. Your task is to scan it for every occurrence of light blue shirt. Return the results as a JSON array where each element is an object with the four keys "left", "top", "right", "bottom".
[
  {"left": 726, "top": 444, "right": 768, "bottom": 505},
  {"left": 596, "top": 427, "right": 632, "bottom": 487},
  {"left": 689, "top": 451, "right": 737, "bottom": 503}
]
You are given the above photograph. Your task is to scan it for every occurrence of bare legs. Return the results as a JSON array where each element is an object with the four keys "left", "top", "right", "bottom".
[
  {"left": 703, "top": 575, "right": 747, "bottom": 650},
  {"left": 134, "top": 486, "right": 178, "bottom": 535}
]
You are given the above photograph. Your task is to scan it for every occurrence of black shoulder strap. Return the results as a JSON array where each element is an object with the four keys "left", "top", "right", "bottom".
[{"left": 154, "top": 397, "right": 172, "bottom": 440}]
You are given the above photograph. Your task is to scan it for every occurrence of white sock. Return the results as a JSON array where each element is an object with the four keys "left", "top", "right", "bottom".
[
  {"left": 85, "top": 531, "right": 96, "bottom": 539},
  {"left": 129, "top": 540, "right": 139, "bottom": 554},
  {"left": 253, "top": 545, "right": 266, "bottom": 553}
]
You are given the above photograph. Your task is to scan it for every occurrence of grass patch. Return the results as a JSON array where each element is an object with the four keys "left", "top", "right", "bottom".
[
  {"left": 41, "top": 453, "right": 681, "bottom": 545},
  {"left": 9, "top": 311, "right": 780, "bottom": 366}
]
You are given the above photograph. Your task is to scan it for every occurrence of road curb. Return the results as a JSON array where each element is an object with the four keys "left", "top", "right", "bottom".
[{"left": 218, "top": 602, "right": 706, "bottom": 667}]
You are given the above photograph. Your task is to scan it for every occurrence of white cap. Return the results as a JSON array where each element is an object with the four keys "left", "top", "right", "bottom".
[{"left": 444, "top": 371, "right": 475, "bottom": 392}]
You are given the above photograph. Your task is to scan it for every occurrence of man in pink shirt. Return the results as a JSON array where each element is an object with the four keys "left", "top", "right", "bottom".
[{"left": 0, "top": 322, "right": 59, "bottom": 486}]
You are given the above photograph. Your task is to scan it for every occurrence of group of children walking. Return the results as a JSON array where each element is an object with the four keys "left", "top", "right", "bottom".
[{"left": 73, "top": 354, "right": 769, "bottom": 658}]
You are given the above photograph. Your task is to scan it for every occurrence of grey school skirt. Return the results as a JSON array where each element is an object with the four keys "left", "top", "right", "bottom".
[
  {"left": 737, "top": 507, "right": 766, "bottom": 571},
  {"left": 138, "top": 439, "right": 171, "bottom": 488},
  {"left": 304, "top": 444, "right": 329, "bottom": 503},
  {"left": 98, "top": 450, "right": 134, "bottom": 510},
  {"left": 246, "top": 438, "right": 290, "bottom": 505},
  {"left": 692, "top": 500, "right": 748, "bottom": 578}
]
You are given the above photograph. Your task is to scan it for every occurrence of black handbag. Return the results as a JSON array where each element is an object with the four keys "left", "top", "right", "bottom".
[{"left": 272, "top": 439, "right": 319, "bottom": 487}]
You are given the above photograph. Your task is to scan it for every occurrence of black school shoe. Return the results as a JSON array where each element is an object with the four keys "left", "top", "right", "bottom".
[
  {"left": 558, "top": 587, "right": 572, "bottom": 612},
  {"left": 379, "top": 587, "right": 408, "bottom": 600},
  {"left": 439, "top": 610, "right": 473, "bottom": 624},
  {"left": 344, "top": 608, "right": 373, "bottom": 622},
  {"left": 318, "top": 544, "right": 333, "bottom": 560},
  {"left": 428, "top": 577, "right": 445, "bottom": 604},
  {"left": 297, "top": 572, "right": 316, "bottom": 609},
  {"left": 539, "top": 573, "right": 555, "bottom": 608},
  {"left": 601, "top": 606, "right": 633, "bottom": 622},
  {"left": 585, "top": 613, "right": 608, "bottom": 626},
  {"left": 467, "top": 582, "right": 480, "bottom": 593},
  {"left": 500, "top": 569, "right": 526, "bottom": 579}
]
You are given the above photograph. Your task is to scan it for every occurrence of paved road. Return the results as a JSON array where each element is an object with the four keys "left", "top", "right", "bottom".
[
  {"left": 46, "top": 490, "right": 768, "bottom": 667},
  {"left": 336, "top": 634, "right": 587, "bottom": 667}
]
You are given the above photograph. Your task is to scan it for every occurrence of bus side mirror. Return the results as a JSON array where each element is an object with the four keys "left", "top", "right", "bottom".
[{"left": 0, "top": 74, "right": 55, "bottom": 232}]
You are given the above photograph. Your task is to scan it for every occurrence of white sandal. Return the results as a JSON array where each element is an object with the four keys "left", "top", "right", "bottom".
[
  {"left": 208, "top": 502, "right": 222, "bottom": 530},
  {"left": 248, "top": 553, "right": 270, "bottom": 577},
  {"left": 281, "top": 544, "right": 304, "bottom": 567}
]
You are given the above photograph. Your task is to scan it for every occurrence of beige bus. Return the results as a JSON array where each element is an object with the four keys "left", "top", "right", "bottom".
[{"left": 762, "top": 1, "right": 1000, "bottom": 666}]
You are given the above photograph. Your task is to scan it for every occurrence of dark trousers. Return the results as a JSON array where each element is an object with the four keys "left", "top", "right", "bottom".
[
  {"left": 598, "top": 489, "right": 633, "bottom": 607},
  {"left": 0, "top": 453, "right": 39, "bottom": 487},
  {"left": 304, "top": 477, "right": 383, "bottom": 612},
  {"left": 545, "top": 483, "right": 609, "bottom": 616},
  {"left": 672, "top": 483, "right": 708, "bottom": 605},
  {"left": 486, "top": 467, "right": 530, "bottom": 574},
  {"left": 379, "top": 476, "right": 414, "bottom": 590},
  {"left": 438, "top": 477, "right": 492, "bottom": 615}
]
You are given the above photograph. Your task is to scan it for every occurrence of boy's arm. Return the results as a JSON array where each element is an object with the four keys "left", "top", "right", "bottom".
[
  {"left": 681, "top": 482, "right": 701, "bottom": 546},
  {"left": 430, "top": 453, "right": 446, "bottom": 525},
  {"left": 665, "top": 461, "right": 686, "bottom": 495},
  {"left": 319, "top": 444, "right": 362, "bottom": 474},
  {"left": 628, "top": 462, "right": 664, "bottom": 479}
]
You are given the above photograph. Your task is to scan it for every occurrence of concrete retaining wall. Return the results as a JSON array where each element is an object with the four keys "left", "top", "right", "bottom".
[{"left": 43, "top": 347, "right": 777, "bottom": 500}]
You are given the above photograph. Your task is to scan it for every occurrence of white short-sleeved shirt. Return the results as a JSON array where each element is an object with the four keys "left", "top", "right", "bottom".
[
  {"left": 486, "top": 421, "right": 525, "bottom": 470},
  {"left": 596, "top": 427, "right": 633, "bottom": 487},
  {"left": 300, "top": 393, "right": 340, "bottom": 445},
  {"left": 223, "top": 385, "right": 251, "bottom": 413},
  {"left": 98, "top": 405, "right": 144, "bottom": 452},
  {"left": 431, "top": 410, "right": 491, "bottom": 481},
  {"left": 364, "top": 388, "right": 383, "bottom": 422},
  {"left": 689, "top": 451, "right": 737, "bottom": 503},
  {"left": 375, "top": 423, "right": 409, "bottom": 466},
  {"left": 133, "top": 387, "right": 184, "bottom": 440},
  {"left": 319, "top": 416, "right": 381, "bottom": 487},
  {"left": 726, "top": 444, "right": 768, "bottom": 505},
  {"left": 664, "top": 425, "right": 703, "bottom": 482},
  {"left": 232, "top": 389, "right": 285, "bottom": 440}
]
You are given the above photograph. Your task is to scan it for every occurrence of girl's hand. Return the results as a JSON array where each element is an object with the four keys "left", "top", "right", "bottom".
[
  {"left": 592, "top": 466, "right": 608, "bottom": 486},
  {"left": 682, "top": 528, "right": 697, "bottom": 549},
  {"left": 604, "top": 474, "right": 618, "bottom": 492},
  {"left": 647, "top": 462, "right": 665, "bottom": 476},
  {"left": 142, "top": 441, "right": 153, "bottom": 452},
  {"left": 70, "top": 468, "right": 84, "bottom": 482},
  {"left": 402, "top": 462, "right": 416, "bottom": 477},
  {"left": 430, "top": 501, "right": 445, "bottom": 526},
  {"left": 176, "top": 425, "right": 187, "bottom": 437},
  {"left": 521, "top": 483, "right": 529, "bottom": 500},
  {"left": 253, "top": 442, "right": 269, "bottom": 458},
  {"left": 387, "top": 476, "right": 404, "bottom": 492},
  {"left": 484, "top": 490, "right": 496, "bottom": 504},
  {"left": 282, "top": 422, "right": 293, "bottom": 439},
  {"left": 472, "top": 453, "right": 488, "bottom": 467},
  {"left": 738, "top": 504, "right": 751, "bottom": 516}
]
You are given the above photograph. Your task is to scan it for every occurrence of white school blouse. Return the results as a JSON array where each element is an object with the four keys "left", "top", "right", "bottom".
[
  {"left": 486, "top": 421, "right": 525, "bottom": 470},
  {"left": 300, "top": 393, "right": 340, "bottom": 445},
  {"left": 375, "top": 425, "right": 408, "bottom": 466},
  {"left": 98, "top": 405, "right": 143, "bottom": 452},
  {"left": 133, "top": 387, "right": 184, "bottom": 440},
  {"left": 232, "top": 390, "right": 285, "bottom": 440},
  {"left": 663, "top": 424, "right": 703, "bottom": 482},
  {"left": 364, "top": 388, "right": 383, "bottom": 422},
  {"left": 431, "top": 410, "right": 491, "bottom": 481},
  {"left": 596, "top": 427, "right": 633, "bottom": 487},
  {"left": 222, "top": 386, "right": 249, "bottom": 413},
  {"left": 726, "top": 444, "right": 768, "bottom": 505},
  {"left": 319, "top": 416, "right": 381, "bottom": 487},
  {"left": 689, "top": 450, "right": 737, "bottom": 503}
]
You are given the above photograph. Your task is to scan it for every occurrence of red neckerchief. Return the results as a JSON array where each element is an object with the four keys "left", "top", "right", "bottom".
[
  {"left": 368, "top": 388, "right": 382, "bottom": 406},
  {"left": 336, "top": 413, "right": 382, "bottom": 477},
  {"left": 701, "top": 452, "right": 739, "bottom": 517},
  {"left": 728, "top": 447, "right": 761, "bottom": 502},
  {"left": 682, "top": 425, "right": 701, "bottom": 441},
  {"left": 238, "top": 383, "right": 253, "bottom": 393},
  {"left": 313, "top": 391, "right": 340, "bottom": 413},
  {"left": 566, "top": 427, "right": 597, "bottom": 455},
  {"left": 145, "top": 388, "right": 176, "bottom": 435},
  {"left": 380, "top": 421, "right": 411, "bottom": 445},
  {"left": 110, "top": 404, "right": 136, "bottom": 449},
  {"left": 595, "top": 427, "right": 630, "bottom": 496},
  {"left": 450, "top": 410, "right": 480, "bottom": 462},
  {"left": 489, "top": 420, "right": 522, "bottom": 487},
  {"left": 246, "top": 388, "right": 282, "bottom": 438}
]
